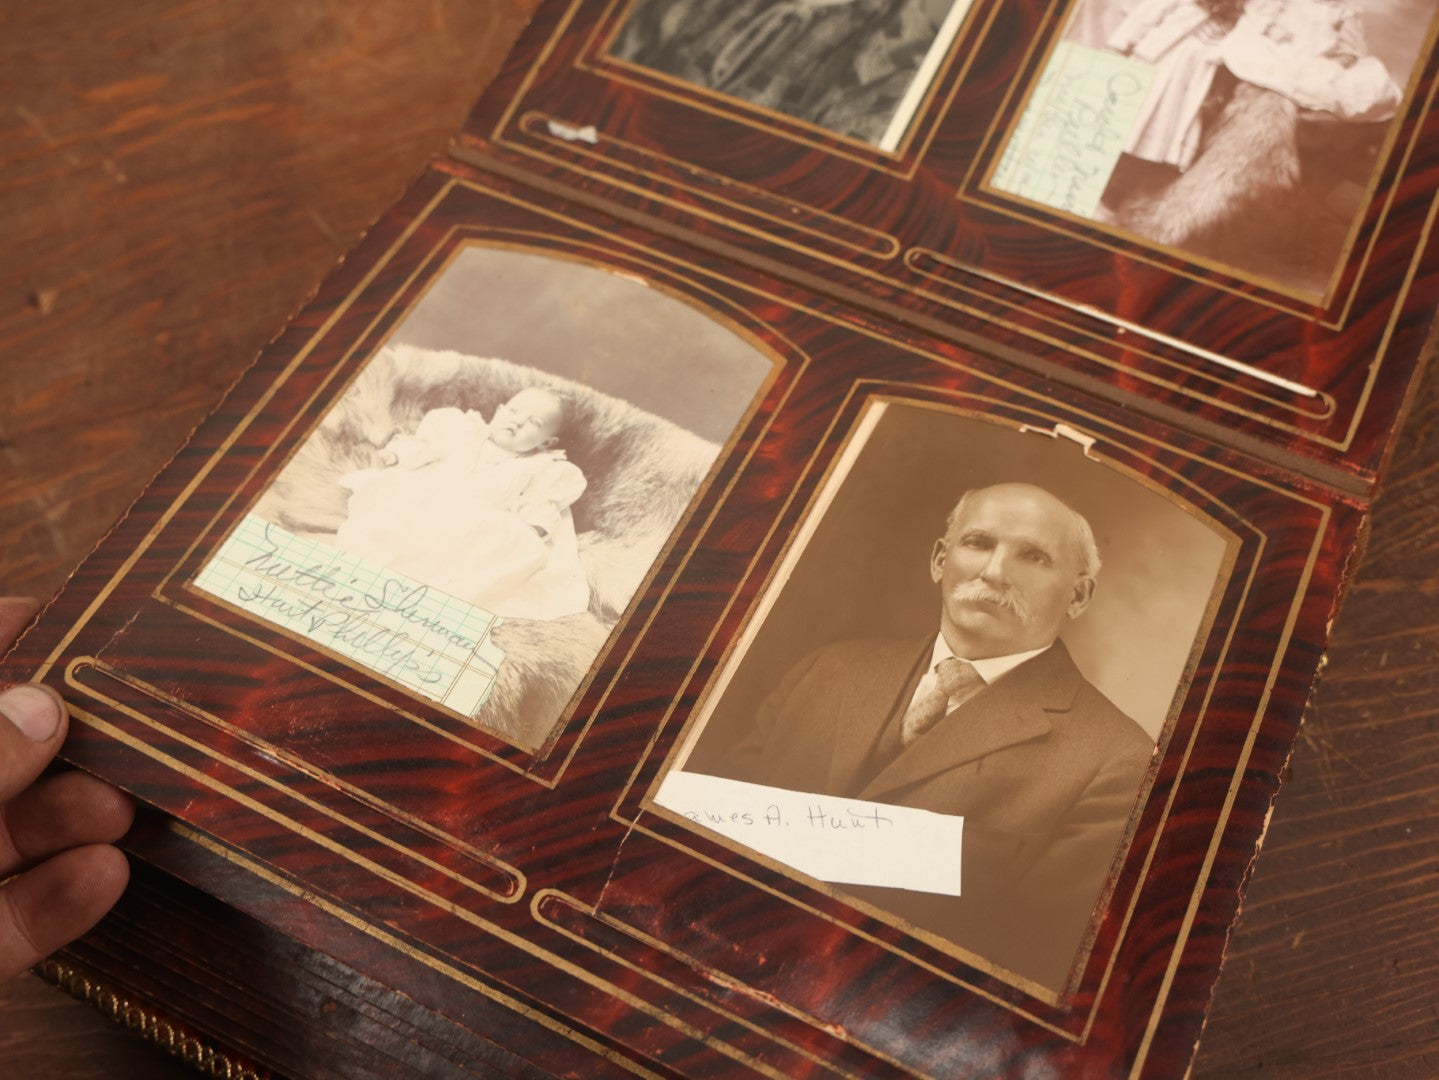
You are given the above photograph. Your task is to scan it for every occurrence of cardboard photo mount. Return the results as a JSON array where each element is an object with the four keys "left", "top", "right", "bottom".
[{"left": 6, "top": 2, "right": 1437, "bottom": 1077}]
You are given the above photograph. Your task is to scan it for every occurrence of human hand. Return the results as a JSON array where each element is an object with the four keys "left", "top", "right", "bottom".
[{"left": 0, "top": 597, "right": 134, "bottom": 981}]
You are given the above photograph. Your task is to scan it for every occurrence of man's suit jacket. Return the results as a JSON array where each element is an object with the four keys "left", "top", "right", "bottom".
[{"left": 717, "top": 637, "right": 1155, "bottom": 993}]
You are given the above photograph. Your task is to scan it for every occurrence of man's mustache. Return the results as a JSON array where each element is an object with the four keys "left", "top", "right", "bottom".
[{"left": 949, "top": 581, "right": 1031, "bottom": 624}]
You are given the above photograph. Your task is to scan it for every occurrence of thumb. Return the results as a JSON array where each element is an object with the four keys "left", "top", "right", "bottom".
[{"left": 0, "top": 685, "right": 68, "bottom": 802}]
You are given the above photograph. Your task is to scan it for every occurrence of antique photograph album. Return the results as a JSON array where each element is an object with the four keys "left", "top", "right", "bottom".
[{"left": 6, "top": 1, "right": 1437, "bottom": 1076}]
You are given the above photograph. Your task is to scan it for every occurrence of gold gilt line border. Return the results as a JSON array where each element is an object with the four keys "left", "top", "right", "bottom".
[
  {"left": 473, "top": 135, "right": 1413, "bottom": 445},
  {"left": 67, "top": 659, "right": 523, "bottom": 904},
  {"left": 159, "top": 227, "right": 789, "bottom": 783},
  {"left": 532, "top": 889, "right": 877, "bottom": 1080},
  {"left": 69, "top": 657, "right": 524, "bottom": 896},
  {"left": 607, "top": 386, "right": 1270, "bottom": 1043},
  {"left": 1131, "top": 529, "right": 1329, "bottom": 1074},
  {"left": 514, "top": 110, "right": 901, "bottom": 259},
  {"left": 592, "top": 376, "right": 1318, "bottom": 1064},
  {"left": 166, "top": 824, "right": 667, "bottom": 1080},
  {"left": 904, "top": 249, "right": 1332, "bottom": 410},
  {"left": 898, "top": 217, "right": 1439, "bottom": 454},
  {"left": 60, "top": 694, "right": 801, "bottom": 1076}
]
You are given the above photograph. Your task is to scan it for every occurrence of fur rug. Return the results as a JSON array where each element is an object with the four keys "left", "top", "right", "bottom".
[
  {"left": 1105, "top": 82, "right": 1301, "bottom": 247},
  {"left": 256, "top": 344, "right": 721, "bottom": 749},
  {"left": 1100, "top": 76, "right": 1379, "bottom": 289}
]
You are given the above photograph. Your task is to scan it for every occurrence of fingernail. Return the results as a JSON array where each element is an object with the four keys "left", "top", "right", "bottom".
[{"left": 0, "top": 685, "right": 62, "bottom": 742}]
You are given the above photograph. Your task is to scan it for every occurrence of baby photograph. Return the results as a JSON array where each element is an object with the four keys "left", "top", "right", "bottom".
[{"left": 199, "top": 244, "right": 774, "bottom": 751}]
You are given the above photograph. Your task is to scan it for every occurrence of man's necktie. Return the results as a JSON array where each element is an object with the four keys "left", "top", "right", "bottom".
[{"left": 900, "top": 656, "right": 984, "bottom": 747}]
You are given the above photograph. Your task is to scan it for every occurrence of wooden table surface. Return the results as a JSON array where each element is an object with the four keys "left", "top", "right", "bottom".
[{"left": 1, "top": 3, "right": 1436, "bottom": 1077}]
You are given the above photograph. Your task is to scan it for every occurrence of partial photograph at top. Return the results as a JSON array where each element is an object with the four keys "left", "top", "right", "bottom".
[
  {"left": 609, "top": 0, "right": 975, "bottom": 151},
  {"left": 993, "top": 0, "right": 1431, "bottom": 295}
]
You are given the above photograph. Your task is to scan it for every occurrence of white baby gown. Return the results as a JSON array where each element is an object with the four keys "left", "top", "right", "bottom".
[
  {"left": 1220, "top": 0, "right": 1401, "bottom": 123},
  {"left": 335, "top": 407, "right": 591, "bottom": 621},
  {"left": 1107, "top": 0, "right": 1227, "bottom": 171}
]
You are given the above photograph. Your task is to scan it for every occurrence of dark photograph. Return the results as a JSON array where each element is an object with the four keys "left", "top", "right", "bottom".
[
  {"left": 994, "top": 0, "right": 1429, "bottom": 293},
  {"left": 664, "top": 402, "right": 1230, "bottom": 995},
  {"left": 610, "top": 0, "right": 974, "bottom": 150},
  {"left": 196, "top": 245, "right": 773, "bottom": 751}
]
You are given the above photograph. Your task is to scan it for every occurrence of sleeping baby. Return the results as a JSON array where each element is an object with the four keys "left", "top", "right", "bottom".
[{"left": 335, "top": 387, "right": 591, "bottom": 620}]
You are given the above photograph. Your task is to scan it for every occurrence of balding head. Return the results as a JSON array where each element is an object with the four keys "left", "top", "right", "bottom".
[
  {"left": 945, "top": 485, "right": 1101, "bottom": 579},
  {"left": 930, "top": 483, "right": 1099, "bottom": 659}
]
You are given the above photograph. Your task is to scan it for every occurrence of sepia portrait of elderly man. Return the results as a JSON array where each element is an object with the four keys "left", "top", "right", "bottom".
[{"left": 713, "top": 481, "right": 1156, "bottom": 992}]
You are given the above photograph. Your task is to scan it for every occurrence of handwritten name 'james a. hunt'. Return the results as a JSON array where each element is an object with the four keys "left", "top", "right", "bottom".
[{"left": 683, "top": 804, "right": 896, "bottom": 831}]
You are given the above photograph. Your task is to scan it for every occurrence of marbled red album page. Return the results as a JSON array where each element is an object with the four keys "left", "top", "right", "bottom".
[{"left": 2, "top": 164, "right": 1364, "bottom": 1077}]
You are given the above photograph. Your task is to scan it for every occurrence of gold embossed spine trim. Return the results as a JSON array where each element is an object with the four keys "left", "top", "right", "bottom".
[{"left": 36, "top": 957, "right": 267, "bottom": 1080}]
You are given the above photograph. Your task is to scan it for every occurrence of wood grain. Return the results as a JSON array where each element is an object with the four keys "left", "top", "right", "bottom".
[
  {"left": 0, "top": 1, "right": 1435, "bottom": 1077},
  {"left": 0, "top": 3, "right": 538, "bottom": 1077},
  {"left": 1192, "top": 362, "right": 1439, "bottom": 1079},
  {"left": 0, "top": 0, "right": 538, "bottom": 603},
  {"left": 0, "top": 973, "right": 198, "bottom": 1079}
]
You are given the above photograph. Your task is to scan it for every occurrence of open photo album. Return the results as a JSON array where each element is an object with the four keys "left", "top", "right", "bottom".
[{"left": 7, "top": 1, "right": 1438, "bottom": 1076}]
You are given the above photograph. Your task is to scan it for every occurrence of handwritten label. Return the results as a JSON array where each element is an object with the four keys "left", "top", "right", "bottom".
[
  {"left": 992, "top": 41, "right": 1154, "bottom": 218},
  {"left": 654, "top": 772, "right": 963, "bottom": 896},
  {"left": 194, "top": 513, "right": 507, "bottom": 714}
]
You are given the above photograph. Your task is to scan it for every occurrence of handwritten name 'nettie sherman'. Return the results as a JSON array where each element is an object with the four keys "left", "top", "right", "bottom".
[
  {"left": 684, "top": 804, "right": 897, "bottom": 831},
  {"left": 231, "top": 525, "right": 486, "bottom": 683}
]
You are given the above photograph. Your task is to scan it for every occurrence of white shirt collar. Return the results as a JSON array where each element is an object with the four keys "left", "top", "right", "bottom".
[{"left": 927, "top": 633, "right": 1051, "bottom": 685}]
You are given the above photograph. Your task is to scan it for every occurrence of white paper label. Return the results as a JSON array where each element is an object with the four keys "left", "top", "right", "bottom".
[
  {"left": 992, "top": 41, "right": 1155, "bottom": 217},
  {"left": 655, "top": 771, "right": 963, "bottom": 896}
]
